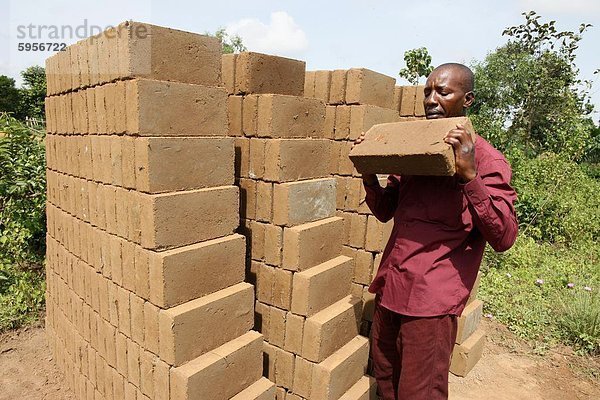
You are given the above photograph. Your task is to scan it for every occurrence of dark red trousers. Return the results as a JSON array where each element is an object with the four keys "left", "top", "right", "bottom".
[{"left": 371, "top": 298, "right": 458, "bottom": 400}]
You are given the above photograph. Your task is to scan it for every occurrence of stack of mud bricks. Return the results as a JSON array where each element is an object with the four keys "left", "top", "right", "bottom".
[
  {"left": 222, "top": 52, "right": 377, "bottom": 399},
  {"left": 43, "top": 22, "right": 276, "bottom": 400},
  {"left": 304, "top": 70, "right": 486, "bottom": 376}
]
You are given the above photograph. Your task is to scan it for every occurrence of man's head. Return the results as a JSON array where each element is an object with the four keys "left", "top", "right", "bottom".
[{"left": 424, "top": 63, "right": 474, "bottom": 119}]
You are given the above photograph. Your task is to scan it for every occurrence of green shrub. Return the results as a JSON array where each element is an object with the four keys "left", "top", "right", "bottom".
[{"left": 556, "top": 290, "right": 600, "bottom": 355}]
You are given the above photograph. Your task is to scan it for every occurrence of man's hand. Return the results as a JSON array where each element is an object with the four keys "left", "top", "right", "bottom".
[
  {"left": 353, "top": 132, "right": 378, "bottom": 186},
  {"left": 444, "top": 124, "right": 477, "bottom": 182}
]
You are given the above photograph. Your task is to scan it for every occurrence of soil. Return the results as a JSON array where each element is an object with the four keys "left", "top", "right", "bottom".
[{"left": 0, "top": 319, "right": 598, "bottom": 400}]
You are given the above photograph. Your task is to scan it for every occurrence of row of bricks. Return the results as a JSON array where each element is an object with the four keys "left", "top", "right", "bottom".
[
  {"left": 46, "top": 293, "right": 169, "bottom": 400},
  {"left": 263, "top": 335, "right": 370, "bottom": 400},
  {"left": 45, "top": 78, "right": 228, "bottom": 136},
  {"left": 46, "top": 135, "right": 235, "bottom": 194},
  {"left": 46, "top": 21, "right": 222, "bottom": 96},
  {"left": 47, "top": 170, "right": 239, "bottom": 250},
  {"left": 47, "top": 203, "right": 246, "bottom": 309},
  {"left": 47, "top": 235, "right": 257, "bottom": 368},
  {"left": 304, "top": 69, "right": 396, "bottom": 110},
  {"left": 221, "top": 52, "right": 306, "bottom": 97}
]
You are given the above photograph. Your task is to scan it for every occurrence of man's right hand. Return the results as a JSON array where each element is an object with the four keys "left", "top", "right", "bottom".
[{"left": 353, "top": 132, "right": 378, "bottom": 186}]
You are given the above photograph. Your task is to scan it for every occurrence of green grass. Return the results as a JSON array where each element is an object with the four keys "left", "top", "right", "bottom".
[{"left": 0, "top": 259, "right": 45, "bottom": 332}]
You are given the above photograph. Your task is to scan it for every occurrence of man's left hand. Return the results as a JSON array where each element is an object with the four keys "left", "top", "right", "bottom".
[{"left": 444, "top": 124, "right": 477, "bottom": 182}]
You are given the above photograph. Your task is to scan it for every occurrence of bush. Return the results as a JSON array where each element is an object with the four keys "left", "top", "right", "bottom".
[{"left": 557, "top": 290, "right": 600, "bottom": 355}]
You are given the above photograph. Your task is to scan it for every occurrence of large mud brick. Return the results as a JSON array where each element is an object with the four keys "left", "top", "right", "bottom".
[
  {"left": 329, "top": 69, "right": 348, "bottom": 105},
  {"left": 399, "top": 85, "right": 417, "bottom": 116},
  {"left": 293, "top": 356, "right": 314, "bottom": 398},
  {"left": 272, "top": 178, "right": 336, "bottom": 227},
  {"left": 284, "top": 312, "right": 305, "bottom": 354},
  {"left": 228, "top": 95, "right": 244, "bottom": 136},
  {"left": 304, "top": 70, "right": 316, "bottom": 98},
  {"left": 450, "top": 328, "right": 485, "bottom": 377},
  {"left": 456, "top": 299, "right": 483, "bottom": 344},
  {"left": 392, "top": 86, "right": 403, "bottom": 112},
  {"left": 349, "top": 104, "right": 401, "bottom": 140},
  {"left": 147, "top": 234, "right": 245, "bottom": 308},
  {"left": 134, "top": 137, "right": 234, "bottom": 193},
  {"left": 282, "top": 217, "right": 343, "bottom": 271},
  {"left": 107, "top": 21, "right": 222, "bottom": 86},
  {"left": 345, "top": 68, "right": 395, "bottom": 109},
  {"left": 349, "top": 116, "right": 475, "bottom": 176},
  {"left": 339, "top": 375, "right": 378, "bottom": 400},
  {"left": 159, "top": 282, "right": 254, "bottom": 366},
  {"left": 235, "top": 52, "right": 305, "bottom": 96},
  {"left": 230, "top": 377, "right": 276, "bottom": 400},
  {"left": 291, "top": 255, "right": 353, "bottom": 316},
  {"left": 263, "top": 139, "right": 332, "bottom": 183},
  {"left": 222, "top": 54, "right": 237, "bottom": 94},
  {"left": 139, "top": 185, "right": 239, "bottom": 250},
  {"left": 301, "top": 296, "right": 361, "bottom": 363},
  {"left": 170, "top": 331, "right": 264, "bottom": 400},
  {"left": 314, "top": 70, "right": 332, "bottom": 103},
  {"left": 125, "top": 78, "right": 227, "bottom": 136},
  {"left": 256, "top": 94, "right": 325, "bottom": 138},
  {"left": 414, "top": 85, "right": 426, "bottom": 116},
  {"left": 311, "top": 335, "right": 369, "bottom": 400}
]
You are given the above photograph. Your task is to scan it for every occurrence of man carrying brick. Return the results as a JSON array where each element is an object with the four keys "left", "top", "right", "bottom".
[{"left": 354, "top": 63, "right": 518, "bottom": 399}]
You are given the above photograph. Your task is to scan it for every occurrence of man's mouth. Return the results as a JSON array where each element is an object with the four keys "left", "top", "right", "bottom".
[{"left": 426, "top": 110, "right": 444, "bottom": 119}]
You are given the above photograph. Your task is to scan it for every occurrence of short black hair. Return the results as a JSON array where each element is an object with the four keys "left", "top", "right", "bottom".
[{"left": 432, "top": 63, "right": 474, "bottom": 93}]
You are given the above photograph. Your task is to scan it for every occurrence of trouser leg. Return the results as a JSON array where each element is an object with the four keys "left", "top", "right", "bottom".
[{"left": 370, "top": 297, "right": 401, "bottom": 400}]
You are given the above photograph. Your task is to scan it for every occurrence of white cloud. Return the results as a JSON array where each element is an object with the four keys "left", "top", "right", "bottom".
[
  {"left": 226, "top": 11, "right": 308, "bottom": 57},
  {"left": 520, "top": 0, "right": 600, "bottom": 15}
]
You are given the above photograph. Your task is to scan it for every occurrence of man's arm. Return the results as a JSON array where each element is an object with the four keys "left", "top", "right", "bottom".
[{"left": 363, "top": 175, "right": 401, "bottom": 223}]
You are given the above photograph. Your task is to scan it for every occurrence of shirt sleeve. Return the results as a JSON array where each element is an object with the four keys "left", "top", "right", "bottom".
[
  {"left": 364, "top": 175, "right": 401, "bottom": 223},
  {"left": 461, "top": 159, "right": 518, "bottom": 252}
]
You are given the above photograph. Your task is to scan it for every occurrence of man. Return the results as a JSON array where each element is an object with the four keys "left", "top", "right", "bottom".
[{"left": 354, "top": 63, "right": 518, "bottom": 399}]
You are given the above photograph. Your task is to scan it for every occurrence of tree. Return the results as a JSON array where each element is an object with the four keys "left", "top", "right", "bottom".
[
  {"left": 211, "top": 28, "right": 246, "bottom": 54},
  {"left": 0, "top": 76, "right": 21, "bottom": 116},
  {"left": 470, "top": 11, "right": 597, "bottom": 160},
  {"left": 399, "top": 47, "right": 433, "bottom": 85},
  {"left": 18, "top": 66, "right": 46, "bottom": 120}
]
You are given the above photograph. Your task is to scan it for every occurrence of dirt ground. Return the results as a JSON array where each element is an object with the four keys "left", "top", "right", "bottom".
[{"left": 0, "top": 319, "right": 598, "bottom": 400}]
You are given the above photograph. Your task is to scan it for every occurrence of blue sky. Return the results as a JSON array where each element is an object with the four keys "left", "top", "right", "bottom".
[{"left": 1, "top": 0, "right": 599, "bottom": 118}]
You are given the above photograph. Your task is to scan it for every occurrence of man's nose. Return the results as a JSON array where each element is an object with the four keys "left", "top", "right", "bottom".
[{"left": 424, "top": 91, "right": 437, "bottom": 107}]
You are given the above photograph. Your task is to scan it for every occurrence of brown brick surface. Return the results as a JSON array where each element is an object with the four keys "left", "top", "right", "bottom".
[
  {"left": 456, "top": 299, "right": 483, "bottom": 345},
  {"left": 338, "top": 375, "right": 378, "bottom": 400},
  {"left": 230, "top": 377, "right": 276, "bottom": 400},
  {"left": 282, "top": 217, "right": 343, "bottom": 271},
  {"left": 256, "top": 94, "right": 325, "bottom": 138},
  {"left": 329, "top": 70, "right": 348, "bottom": 105},
  {"left": 264, "top": 139, "right": 332, "bottom": 183},
  {"left": 235, "top": 52, "right": 305, "bottom": 96},
  {"left": 222, "top": 54, "right": 237, "bottom": 94},
  {"left": 450, "top": 328, "right": 485, "bottom": 377},
  {"left": 399, "top": 85, "right": 417, "bottom": 116},
  {"left": 345, "top": 68, "right": 395, "bottom": 109},
  {"left": 272, "top": 178, "right": 336, "bottom": 227}
]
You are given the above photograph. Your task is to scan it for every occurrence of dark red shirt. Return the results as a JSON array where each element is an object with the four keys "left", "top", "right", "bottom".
[{"left": 365, "top": 135, "right": 518, "bottom": 317}]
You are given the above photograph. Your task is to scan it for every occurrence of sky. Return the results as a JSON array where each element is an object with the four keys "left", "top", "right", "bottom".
[{"left": 1, "top": 0, "right": 599, "bottom": 119}]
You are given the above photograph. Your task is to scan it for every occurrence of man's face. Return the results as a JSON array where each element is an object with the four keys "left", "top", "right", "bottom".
[{"left": 423, "top": 67, "right": 473, "bottom": 119}]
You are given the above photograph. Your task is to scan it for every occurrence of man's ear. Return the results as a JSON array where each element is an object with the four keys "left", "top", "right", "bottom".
[{"left": 464, "top": 91, "right": 475, "bottom": 108}]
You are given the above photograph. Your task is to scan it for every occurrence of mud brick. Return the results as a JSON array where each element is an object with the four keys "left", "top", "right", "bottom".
[
  {"left": 100, "top": 135, "right": 114, "bottom": 184},
  {"left": 120, "top": 136, "right": 136, "bottom": 189},
  {"left": 268, "top": 306, "right": 286, "bottom": 348},
  {"left": 230, "top": 377, "right": 276, "bottom": 400},
  {"left": 311, "top": 336, "right": 369, "bottom": 400},
  {"left": 80, "top": 136, "right": 93, "bottom": 181},
  {"left": 467, "top": 272, "right": 482, "bottom": 306},
  {"left": 273, "top": 178, "right": 336, "bottom": 227},
  {"left": 95, "top": 86, "right": 108, "bottom": 134},
  {"left": 304, "top": 70, "right": 316, "bottom": 98},
  {"left": 116, "top": 286, "right": 131, "bottom": 337},
  {"left": 97, "top": 30, "right": 111, "bottom": 84},
  {"left": 361, "top": 289, "right": 376, "bottom": 322},
  {"left": 249, "top": 138, "right": 267, "bottom": 179},
  {"left": 103, "top": 186, "right": 117, "bottom": 236},
  {"left": 139, "top": 186, "right": 239, "bottom": 250},
  {"left": 329, "top": 142, "right": 343, "bottom": 177},
  {"left": 159, "top": 282, "right": 254, "bottom": 366},
  {"left": 107, "top": 281, "right": 119, "bottom": 327},
  {"left": 124, "top": 383, "right": 136, "bottom": 400},
  {"left": 114, "top": 187, "right": 129, "bottom": 239},
  {"left": 227, "top": 95, "right": 244, "bottom": 136},
  {"left": 334, "top": 105, "right": 351, "bottom": 140},
  {"left": 104, "top": 83, "right": 117, "bottom": 134},
  {"left": 153, "top": 358, "right": 170, "bottom": 400},
  {"left": 130, "top": 292, "right": 145, "bottom": 346},
  {"left": 272, "top": 268, "right": 293, "bottom": 310},
  {"left": 329, "top": 69, "right": 348, "bottom": 105},
  {"left": 69, "top": 43, "right": 81, "bottom": 89},
  {"left": 291, "top": 255, "right": 352, "bottom": 316},
  {"left": 256, "top": 94, "right": 325, "bottom": 138},
  {"left": 302, "top": 295, "right": 361, "bottom": 363},
  {"left": 114, "top": 21, "right": 221, "bottom": 85},
  {"left": 339, "top": 375, "right": 377, "bottom": 400},
  {"left": 345, "top": 68, "right": 395, "bottom": 109},
  {"left": 256, "top": 263, "right": 274, "bottom": 304},
  {"left": 111, "top": 369, "right": 124, "bottom": 400},
  {"left": 235, "top": 137, "right": 251, "bottom": 178},
  {"left": 343, "top": 178, "right": 363, "bottom": 213},
  {"left": 341, "top": 247, "right": 373, "bottom": 285},
  {"left": 170, "top": 331, "right": 263, "bottom": 399},
  {"left": 282, "top": 216, "right": 343, "bottom": 271},
  {"left": 314, "top": 70, "right": 332, "bottom": 103},
  {"left": 349, "top": 117, "right": 475, "bottom": 176},
  {"left": 247, "top": 220, "right": 266, "bottom": 261},
  {"left": 87, "top": 35, "right": 100, "bottom": 86},
  {"left": 115, "top": 332, "right": 128, "bottom": 376},
  {"left": 414, "top": 85, "right": 426, "bottom": 117},
  {"left": 349, "top": 104, "right": 401, "bottom": 140},
  {"left": 293, "top": 356, "right": 314, "bottom": 398},
  {"left": 104, "top": 322, "right": 117, "bottom": 368},
  {"left": 147, "top": 234, "right": 245, "bottom": 308},
  {"left": 235, "top": 52, "right": 305, "bottom": 96},
  {"left": 239, "top": 178, "right": 257, "bottom": 220},
  {"left": 450, "top": 328, "right": 485, "bottom": 377},
  {"left": 324, "top": 106, "right": 336, "bottom": 139},
  {"left": 127, "top": 338, "right": 141, "bottom": 387},
  {"left": 264, "top": 224, "right": 283, "bottom": 266},
  {"left": 221, "top": 53, "right": 237, "bottom": 94},
  {"left": 114, "top": 81, "right": 127, "bottom": 133},
  {"left": 348, "top": 213, "right": 367, "bottom": 248},
  {"left": 263, "top": 139, "right": 332, "bottom": 183},
  {"left": 284, "top": 312, "right": 305, "bottom": 355},
  {"left": 392, "top": 86, "right": 403, "bottom": 112},
  {"left": 44, "top": 55, "right": 57, "bottom": 95},
  {"left": 456, "top": 299, "right": 483, "bottom": 345},
  {"left": 255, "top": 300, "right": 271, "bottom": 342},
  {"left": 243, "top": 94, "right": 259, "bottom": 136},
  {"left": 121, "top": 239, "right": 136, "bottom": 292},
  {"left": 131, "top": 245, "right": 148, "bottom": 299},
  {"left": 140, "top": 350, "right": 155, "bottom": 398},
  {"left": 338, "top": 141, "right": 355, "bottom": 176},
  {"left": 364, "top": 215, "right": 392, "bottom": 252},
  {"left": 135, "top": 136, "right": 234, "bottom": 193},
  {"left": 399, "top": 85, "right": 417, "bottom": 116},
  {"left": 125, "top": 79, "right": 227, "bottom": 136},
  {"left": 255, "top": 181, "right": 273, "bottom": 222},
  {"left": 98, "top": 275, "right": 110, "bottom": 321},
  {"left": 275, "top": 348, "right": 295, "bottom": 389}
]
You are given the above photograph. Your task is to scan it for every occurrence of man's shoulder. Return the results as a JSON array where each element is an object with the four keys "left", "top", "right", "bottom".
[{"left": 474, "top": 134, "right": 510, "bottom": 165}]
